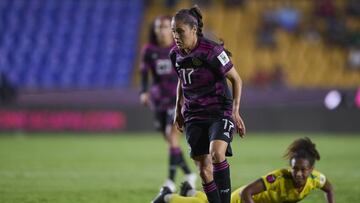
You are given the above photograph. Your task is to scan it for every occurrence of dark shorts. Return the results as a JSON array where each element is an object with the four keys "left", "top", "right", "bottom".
[
  {"left": 154, "top": 108, "right": 175, "bottom": 133},
  {"left": 184, "top": 117, "right": 234, "bottom": 158}
]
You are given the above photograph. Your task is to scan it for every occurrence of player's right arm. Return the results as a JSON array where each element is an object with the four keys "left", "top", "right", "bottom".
[
  {"left": 174, "top": 79, "right": 184, "bottom": 132},
  {"left": 240, "top": 179, "right": 266, "bottom": 203},
  {"left": 139, "top": 46, "right": 150, "bottom": 107}
]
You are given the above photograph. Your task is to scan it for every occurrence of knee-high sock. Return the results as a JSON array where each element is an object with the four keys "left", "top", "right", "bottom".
[
  {"left": 169, "top": 147, "right": 181, "bottom": 180},
  {"left": 169, "top": 147, "right": 191, "bottom": 180},
  {"left": 213, "top": 160, "right": 231, "bottom": 203},
  {"left": 177, "top": 149, "right": 191, "bottom": 174},
  {"left": 202, "top": 180, "right": 221, "bottom": 203}
]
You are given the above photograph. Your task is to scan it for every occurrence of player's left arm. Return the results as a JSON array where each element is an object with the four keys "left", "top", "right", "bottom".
[
  {"left": 240, "top": 178, "right": 266, "bottom": 203},
  {"left": 225, "top": 67, "right": 246, "bottom": 137},
  {"left": 321, "top": 179, "right": 335, "bottom": 203}
]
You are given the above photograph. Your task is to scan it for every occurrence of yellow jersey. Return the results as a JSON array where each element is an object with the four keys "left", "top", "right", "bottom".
[{"left": 231, "top": 168, "right": 327, "bottom": 203}]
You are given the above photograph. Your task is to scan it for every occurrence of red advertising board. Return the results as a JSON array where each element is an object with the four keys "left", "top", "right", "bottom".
[{"left": 0, "top": 110, "right": 127, "bottom": 131}]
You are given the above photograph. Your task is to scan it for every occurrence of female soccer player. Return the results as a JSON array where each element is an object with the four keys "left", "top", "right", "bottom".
[
  {"left": 140, "top": 15, "right": 196, "bottom": 192},
  {"left": 151, "top": 137, "right": 335, "bottom": 203},
  {"left": 169, "top": 5, "right": 246, "bottom": 203}
]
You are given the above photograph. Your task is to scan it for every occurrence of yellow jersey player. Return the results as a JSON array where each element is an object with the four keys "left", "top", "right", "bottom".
[{"left": 151, "top": 137, "right": 335, "bottom": 203}]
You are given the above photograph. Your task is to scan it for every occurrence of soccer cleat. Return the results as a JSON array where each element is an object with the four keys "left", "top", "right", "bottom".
[
  {"left": 179, "top": 181, "right": 194, "bottom": 197},
  {"left": 163, "top": 179, "right": 176, "bottom": 192},
  {"left": 184, "top": 173, "right": 197, "bottom": 188},
  {"left": 151, "top": 186, "right": 172, "bottom": 203}
]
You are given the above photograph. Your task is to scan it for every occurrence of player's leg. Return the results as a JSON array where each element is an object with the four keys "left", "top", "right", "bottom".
[
  {"left": 193, "top": 155, "right": 221, "bottom": 203},
  {"left": 151, "top": 186, "right": 208, "bottom": 203},
  {"left": 180, "top": 180, "right": 208, "bottom": 202},
  {"left": 152, "top": 186, "right": 172, "bottom": 203},
  {"left": 165, "top": 109, "right": 196, "bottom": 187},
  {"left": 155, "top": 111, "right": 176, "bottom": 191},
  {"left": 185, "top": 121, "right": 221, "bottom": 203},
  {"left": 167, "top": 193, "right": 207, "bottom": 203},
  {"left": 193, "top": 191, "right": 208, "bottom": 202},
  {"left": 210, "top": 140, "right": 231, "bottom": 203},
  {"left": 165, "top": 124, "right": 179, "bottom": 189},
  {"left": 209, "top": 118, "right": 235, "bottom": 203}
]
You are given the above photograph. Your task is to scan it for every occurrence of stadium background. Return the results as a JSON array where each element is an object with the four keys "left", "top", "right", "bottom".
[{"left": 0, "top": 0, "right": 359, "bottom": 203}]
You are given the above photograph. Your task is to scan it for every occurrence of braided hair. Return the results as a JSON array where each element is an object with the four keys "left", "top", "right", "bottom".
[{"left": 284, "top": 137, "right": 321, "bottom": 167}]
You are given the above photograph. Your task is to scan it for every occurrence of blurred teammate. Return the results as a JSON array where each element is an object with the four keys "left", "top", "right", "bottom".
[
  {"left": 152, "top": 137, "right": 335, "bottom": 203},
  {"left": 165, "top": 5, "right": 246, "bottom": 203},
  {"left": 140, "top": 15, "right": 196, "bottom": 192}
]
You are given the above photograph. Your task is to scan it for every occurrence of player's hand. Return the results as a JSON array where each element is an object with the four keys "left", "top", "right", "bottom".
[
  {"left": 140, "top": 92, "right": 150, "bottom": 107},
  {"left": 173, "top": 111, "right": 184, "bottom": 133},
  {"left": 233, "top": 112, "right": 246, "bottom": 138}
]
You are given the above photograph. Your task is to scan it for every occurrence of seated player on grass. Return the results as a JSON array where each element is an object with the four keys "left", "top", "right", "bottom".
[{"left": 151, "top": 137, "right": 335, "bottom": 203}]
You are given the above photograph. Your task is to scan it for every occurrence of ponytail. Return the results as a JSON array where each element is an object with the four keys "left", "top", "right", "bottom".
[
  {"left": 173, "top": 5, "right": 232, "bottom": 56},
  {"left": 173, "top": 5, "right": 203, "bottom": 37},
  {"left": 189, "top": 5, "right": 203, "bottom": 37}
]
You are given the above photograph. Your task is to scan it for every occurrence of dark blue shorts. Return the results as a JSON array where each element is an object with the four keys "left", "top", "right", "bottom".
[
  {"left": 154, "top": 109, "right": 175, "bottom": 133},
  {"left": 184, "top": 117, "right": 234, "bottom": 158}
]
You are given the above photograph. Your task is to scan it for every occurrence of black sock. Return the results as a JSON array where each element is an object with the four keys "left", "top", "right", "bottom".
[
  {"left": 169, "top": 147, "right": 181, "bottom": 181},
  {"left": 213, "top": 160, "right": 231, "bottom": 203},
  {"left": 177, "top": 149, "right": 191, "bottom": 174},
  {"left": 202, "top": 180, "right": 221, "bottom": 203}
]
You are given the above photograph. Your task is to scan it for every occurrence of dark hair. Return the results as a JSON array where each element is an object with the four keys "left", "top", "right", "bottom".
[
  {"left": 173, "top": 5, "right": 204, "bottom": 37},
  {"left": 284, "top": 137, "right": 321, "bottom": 166},
  {"left": 148, "top": 15, "right": 172, "bottom": 46},
  {"left": 173, "top": 5, "right": 232, "bottom": 56}
]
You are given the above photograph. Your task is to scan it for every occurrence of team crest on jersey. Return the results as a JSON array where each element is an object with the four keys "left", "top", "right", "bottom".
[
  {"left": 266, "top": 174, "right": 276, "bottom": 183},
  {"left": 192, "top": 57, "right": 202, "bottom": 66}
]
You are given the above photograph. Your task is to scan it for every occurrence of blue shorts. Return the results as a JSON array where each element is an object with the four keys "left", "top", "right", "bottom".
[{"left": 184, "top": 117, "right": 234, "bottom": 158}]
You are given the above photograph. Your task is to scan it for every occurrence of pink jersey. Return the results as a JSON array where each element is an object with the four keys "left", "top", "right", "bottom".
[
  {"left": 170, "top": 37, "right": 234, "bottom": 122},
  {"left": 140, "top": 43, "right": 178, "bottom": 111}
]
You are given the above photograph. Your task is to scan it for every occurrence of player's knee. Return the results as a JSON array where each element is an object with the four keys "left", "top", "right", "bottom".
[{"left": 210, "top": 150, "right": 225, "bottom": 163}]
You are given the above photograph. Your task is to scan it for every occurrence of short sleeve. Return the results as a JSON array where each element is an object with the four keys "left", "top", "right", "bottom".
[
  {"left": 208, "top": 45, "right": 233, "bottom": 75},
  {"left": 312, "top": 170, "right": 327, "bottom": 189},
  {"left": 169, "top": 48, "right": 177, "bottom": 69},
  {"left": 260, "top": 170, "right": 282, "bottom": 191}
]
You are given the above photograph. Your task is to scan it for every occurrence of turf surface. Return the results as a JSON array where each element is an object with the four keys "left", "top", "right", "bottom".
[{"left": 0, "top": 133, "right": 359, "bottom": 203}]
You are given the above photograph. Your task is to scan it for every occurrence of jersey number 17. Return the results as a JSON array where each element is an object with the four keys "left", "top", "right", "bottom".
[{"left": 178, "top": 68, "right": 194, "bottom": 85}]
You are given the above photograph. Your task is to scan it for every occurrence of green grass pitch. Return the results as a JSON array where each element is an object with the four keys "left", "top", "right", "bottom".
[{"left": 0, "top": 133, "right": 359, "bottom": 203}]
